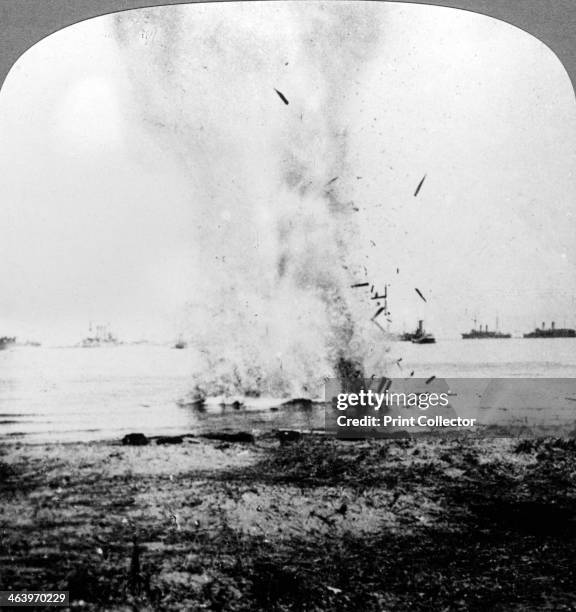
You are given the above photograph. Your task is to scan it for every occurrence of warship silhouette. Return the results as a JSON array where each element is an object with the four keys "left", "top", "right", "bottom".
[
  {"left": 523, "top": 321, "right": 575, "bottom": 338},
  {"left": 0, "top": 336, "right": 16, "bottom": 350},
  {"left": 462, "top": 319, "right": 511, "bottom": 339},
  {"left": 400, "top": 320, "right": 436, "bottom": 344}
]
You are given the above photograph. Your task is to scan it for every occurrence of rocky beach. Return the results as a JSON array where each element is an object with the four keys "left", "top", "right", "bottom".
[{"left": 2, "top": 433, "right": 576, "bottom": 610}]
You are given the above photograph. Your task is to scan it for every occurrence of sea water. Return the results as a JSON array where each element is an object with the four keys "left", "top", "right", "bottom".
[{"left": 0, "top": 339, "right": 575, "bottom": 443}]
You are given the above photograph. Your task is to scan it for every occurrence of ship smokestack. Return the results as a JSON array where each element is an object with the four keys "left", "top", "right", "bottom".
[
  {"left": 417, "top": 320, "right": 423, "bottom": 334},
  {"left": 552, "top": 321, "right": 555, "bottom": 330},
  {"left": 542, "top": 322, "right": 545, "bottom": 330}
]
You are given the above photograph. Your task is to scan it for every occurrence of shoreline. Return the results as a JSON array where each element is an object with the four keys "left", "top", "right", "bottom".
[{"left": 2, "top": 434, "right": 576, "bottom": 609}]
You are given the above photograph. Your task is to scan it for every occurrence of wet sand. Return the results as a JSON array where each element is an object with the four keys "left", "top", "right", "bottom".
[{"left": 2, "top": 435, "right": 576, "bottom": 610}]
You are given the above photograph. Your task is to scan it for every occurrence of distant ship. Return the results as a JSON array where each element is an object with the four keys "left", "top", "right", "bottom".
[
  {"left": 173, "top": 336, "right": 187, "bottom": 349},
  {"left": 81, "top": 323, "right": 119, "bottom": 347},
  {"left": 524, "top": 321, "right": 575, "bottom": 338},
  {"left": 0, "top": 336, "right": 16, "bottom": 350},
  {"left": 462, "top": 320, "right": 511, "bottom": 339},
  {"left": 401, "top": 320, "right": 436, "bottom": 344}
]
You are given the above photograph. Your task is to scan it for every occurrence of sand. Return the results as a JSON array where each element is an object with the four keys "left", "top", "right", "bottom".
[{"left": 1, "top": 434, "right": 576, "bottom": 610}]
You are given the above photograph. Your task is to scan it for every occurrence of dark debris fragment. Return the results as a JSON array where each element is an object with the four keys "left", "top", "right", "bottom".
[
  {"left": 414, "top": 174, "right": 427, "bottom": 197},
  {"left": 415, "top": 288, "right": 427, "bottom": 303},
  {"left": 274, "top": 88, "right": 289, "bottom": 105}
]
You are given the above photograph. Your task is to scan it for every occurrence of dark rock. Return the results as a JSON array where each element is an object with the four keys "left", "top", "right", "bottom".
[
  {"left": 281, "top": 398, "right": 314, "bottom": 408},
  {"left": 122, "top": 433, "right": 149, "bottom": 446},
  {"left": 202, "top": 432, "right": 255, "bottom": 444},
  {"left": 156, "top": 436, "right": 184, "bottom": 445},
  {"left": 276, "top": 430, "right": 302, "bottom": 444}
]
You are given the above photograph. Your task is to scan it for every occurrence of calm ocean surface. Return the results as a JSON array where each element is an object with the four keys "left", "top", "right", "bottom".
[{"left": 1, "top": 340, "right": 575, "bottom": 443}]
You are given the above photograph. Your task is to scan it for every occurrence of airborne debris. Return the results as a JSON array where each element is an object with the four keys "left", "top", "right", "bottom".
[
  {"left": 371, "top": 286, "right": 387, "bottom": 300},
  {"left": 372, "top": 306, "right": 386, "bottom": 321},
  {"left": 426, "top": 376, "right": 436, "bottom": 385},
  {"left": 326, "top": 177, "right": 339, "bottom": 186},
  {"left": 415, "top": 288, "right": 427, "bottom": 303},
  {"left": 274, "top": 88, "right": 289, "bottom": 105},
  {"left": 351, "top": 282, "right": 370, "bottom": 288},
  {"left": 414, "top": 174, "right": 427, "bottom": 197}
]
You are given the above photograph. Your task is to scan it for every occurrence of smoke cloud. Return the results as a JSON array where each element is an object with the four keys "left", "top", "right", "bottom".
[{"left": 113, "top": 2, "right": 387, "bottom": 397}]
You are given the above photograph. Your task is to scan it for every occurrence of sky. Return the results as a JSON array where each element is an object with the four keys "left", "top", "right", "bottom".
[{"left": 0, "top": 1, "right": 575, "bottom": 346}]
